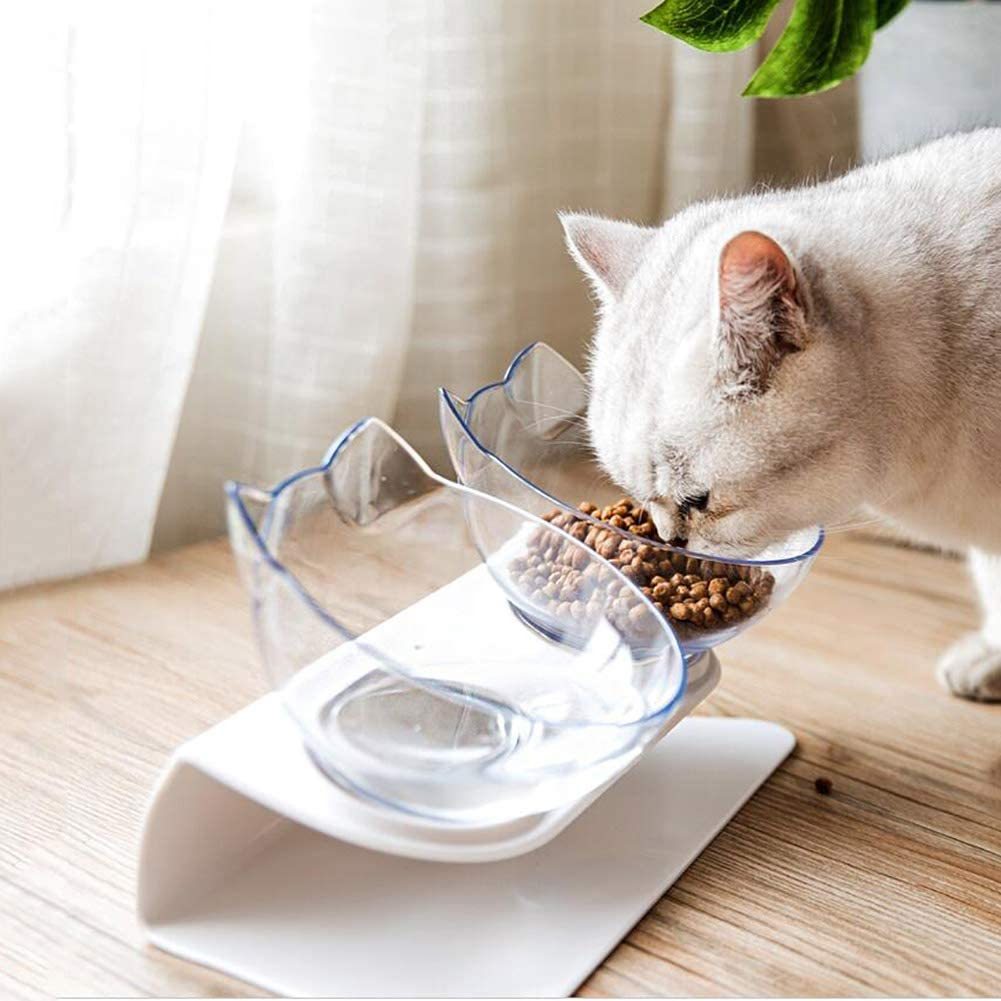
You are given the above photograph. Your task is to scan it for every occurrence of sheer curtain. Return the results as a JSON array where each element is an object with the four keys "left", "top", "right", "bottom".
[{"left": 3, "top": 1, "right": 855, "bottom": 589}]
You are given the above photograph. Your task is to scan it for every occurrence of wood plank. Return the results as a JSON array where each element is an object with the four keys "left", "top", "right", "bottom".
[{"left": 1, "top": 532, "right": 999, "bottom": 998}]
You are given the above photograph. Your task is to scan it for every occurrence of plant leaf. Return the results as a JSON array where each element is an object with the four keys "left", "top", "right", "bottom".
[
  {"left": 640, "top": 0, "right": 784, "bottom": 53},
  {"left": 743, "top": 0, "right": 877, "bottom": 98},
  {"left": 876, "top": 0, "right": 910, "bottom": 30}
]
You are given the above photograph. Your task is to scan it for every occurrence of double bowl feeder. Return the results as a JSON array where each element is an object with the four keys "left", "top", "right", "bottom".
[{"left": 226, "top": 344, "right": 822, "bottom": 832}]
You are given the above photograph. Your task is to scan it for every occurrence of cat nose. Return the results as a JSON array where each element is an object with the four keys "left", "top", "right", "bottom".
[
  {"left": 678, "top": 492, "right": 710, "bottom": 518},
  {"left": 648, "top": 500, "right": 677, "bottom": 542}
]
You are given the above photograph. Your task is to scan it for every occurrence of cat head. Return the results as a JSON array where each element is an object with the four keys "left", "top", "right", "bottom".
[{"left": 561, "top": 210, "right": 877, "bottom": 555}]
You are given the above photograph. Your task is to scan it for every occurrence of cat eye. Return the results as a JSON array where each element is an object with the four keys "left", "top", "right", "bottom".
[{"left": 679, "top": 492, "right": 710, "bottom": 516}]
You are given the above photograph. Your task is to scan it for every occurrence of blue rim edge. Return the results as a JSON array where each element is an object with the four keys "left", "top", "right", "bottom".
[
  {"left": 439, "top": 341, "right": 826, "bottom": 568},
  {"left": 224, "top": 416, "right": 689, "bottom": 731}
]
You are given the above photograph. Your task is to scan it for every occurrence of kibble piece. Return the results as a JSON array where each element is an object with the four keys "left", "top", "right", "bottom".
[
  {"left": 689, "top": 581, "right": 708, "bottom": 600},
  {"left": 709, "top": 593, "right": 727, "bottom": 611},
  {"left": 578, "top": 501, "right": 597, "bottom": 514},
  {"left": 708, "top": 577, "right": 728, "bottom": 595},
  {"left": 669, "top": 602, "right": 691, "bottom": 621},
  {"left": 597, "top": 537, "right": 618, "bottom": 559}
]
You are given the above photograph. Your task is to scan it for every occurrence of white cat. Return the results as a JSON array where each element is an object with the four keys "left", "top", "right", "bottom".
[{"left": 562, "top": 128, "right": 1001, "bottom": 702}]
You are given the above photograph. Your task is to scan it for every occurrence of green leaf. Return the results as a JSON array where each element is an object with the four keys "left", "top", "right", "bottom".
[
  {"left": 640, "top": 0, "right": 784, "bottom": 53},
  {"left": 876, "top": 0, "right": 910, "bottom": 30},
  {"left": 743, "top": 0, "right": 877, "bottom": 98}
]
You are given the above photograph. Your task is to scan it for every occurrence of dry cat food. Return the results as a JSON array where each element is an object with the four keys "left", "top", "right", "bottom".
[{"left": 512, "top": 497, "right": 774, "bottom": 636}]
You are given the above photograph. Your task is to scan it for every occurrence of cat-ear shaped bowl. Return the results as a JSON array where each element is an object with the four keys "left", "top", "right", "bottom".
[
  {"left": 225, "top": 417, "right": 687, "bottom": 827},
  {"left": 439, "top": 343, "right": 824, "bottom": 657}
]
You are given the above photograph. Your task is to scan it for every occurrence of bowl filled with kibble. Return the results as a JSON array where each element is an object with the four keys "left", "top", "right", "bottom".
[{"left": 439, "top": 343, "right": 823, "bottom": 656}]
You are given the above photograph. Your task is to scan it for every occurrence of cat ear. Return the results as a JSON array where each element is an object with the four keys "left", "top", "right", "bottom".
[
  {"left": 560, "top": 213, "right": 657, "bottom": 305},
  {"left": 715, "top": 230, "right": 807, "bottom": 397}
]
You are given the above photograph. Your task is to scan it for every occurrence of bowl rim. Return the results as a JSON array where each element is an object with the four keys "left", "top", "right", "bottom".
[
  {"left": 224, "top": 416, "right": 689, "bottom": 731},
  {"left": 439, "top": 341, "right": 825, "bottom": 568}
]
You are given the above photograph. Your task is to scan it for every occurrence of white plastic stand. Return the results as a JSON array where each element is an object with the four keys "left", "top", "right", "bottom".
[{"left": 138, "top": 651, "right": 793, "bottom": 997}]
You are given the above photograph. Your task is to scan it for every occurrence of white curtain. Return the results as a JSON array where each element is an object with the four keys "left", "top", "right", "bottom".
[{"left": 2, "top": 1, "right": 855, "bottom": 589}]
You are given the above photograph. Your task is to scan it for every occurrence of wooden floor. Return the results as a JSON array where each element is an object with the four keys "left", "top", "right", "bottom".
[{"left": 1, "top": 533, "right": 999, "bottom": 998}]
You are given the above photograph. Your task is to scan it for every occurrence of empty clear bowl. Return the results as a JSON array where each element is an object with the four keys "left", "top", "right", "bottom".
[
  {"left": 225, "top": 418, "right": 687, "bottom": 826},
  {"left": 439, "top": 343, "right": 823, "bottom": 656}
]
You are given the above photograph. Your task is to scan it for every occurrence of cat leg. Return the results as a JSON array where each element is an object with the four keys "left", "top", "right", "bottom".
[{"left": 936, "top": 548, "right": 1001, "bottom": 701}]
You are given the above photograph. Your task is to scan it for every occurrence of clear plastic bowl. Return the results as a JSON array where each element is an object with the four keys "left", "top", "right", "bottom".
[
  {"left": 439, "top": 343, "right": 823, "bottom": 657},
  {"left": 226, "top": 418, "right": 687, "bottom": 826}
]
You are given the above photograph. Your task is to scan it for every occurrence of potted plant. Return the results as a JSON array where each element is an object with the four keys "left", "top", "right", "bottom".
[
  {"left": 642, "top": 1, "right": 1001, "bottom": 157},
  {"left": 641, "top": 0, "right": 913, "bottom": 97}
]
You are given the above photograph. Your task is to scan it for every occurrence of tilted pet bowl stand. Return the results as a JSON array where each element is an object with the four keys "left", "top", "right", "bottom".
[
  {"left": 138, "top": 637, "right": 793, "bottom": 997},
  {"left": 138, "top": 415, "right": 804, "bottom": 997}
]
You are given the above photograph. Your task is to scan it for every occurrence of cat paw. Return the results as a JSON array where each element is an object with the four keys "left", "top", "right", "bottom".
[{"left": 936, "top": 632, "right": 1001, "bottom": 702}]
